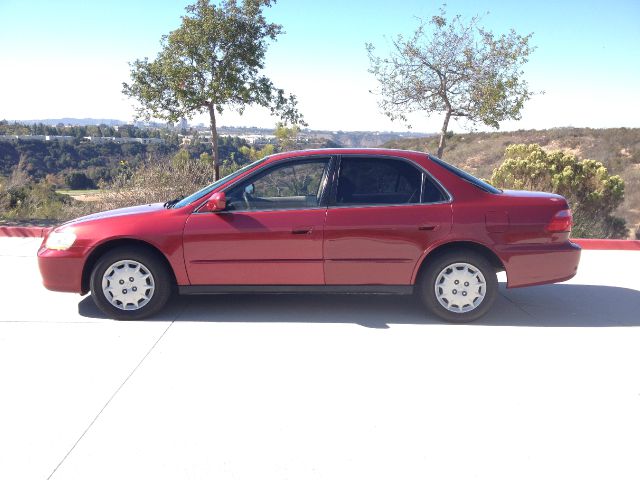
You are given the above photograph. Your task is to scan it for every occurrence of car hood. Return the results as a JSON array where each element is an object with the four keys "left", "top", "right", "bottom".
[{"left": 62, "top": 203, "right": 166, "bottom": 227}]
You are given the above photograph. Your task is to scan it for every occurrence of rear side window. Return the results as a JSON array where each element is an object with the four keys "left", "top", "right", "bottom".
[
  {"left": 335, "top": 157, "right": 444, "bottom": 206},
  {"left": 422, "top": 175, "right": 447, "bottom": 203}
]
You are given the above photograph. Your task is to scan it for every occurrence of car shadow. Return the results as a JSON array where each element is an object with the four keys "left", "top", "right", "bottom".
[{"left": 78, "top": 282, "right": 640, "bottom": 328}]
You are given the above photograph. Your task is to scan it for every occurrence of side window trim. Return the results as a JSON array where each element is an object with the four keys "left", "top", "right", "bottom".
[
  {"left": 330, "top": 154, "right": 452, "bottom": 208},
  {"left": 318, "top": 156, "right": 338, "bottom": 207}
]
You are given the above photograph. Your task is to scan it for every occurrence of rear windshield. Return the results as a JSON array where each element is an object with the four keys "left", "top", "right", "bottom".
[{"left": 428, "top": 155, "right": 501, "bottom": 194}]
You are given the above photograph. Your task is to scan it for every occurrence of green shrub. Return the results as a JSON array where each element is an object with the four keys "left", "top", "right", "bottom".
[
  {"left": 491, "top": 144, "right": 627, "bottom": 238},
  {"left": 0, "top": 182, "right": 79, "bottom": 220},
  {"left": 64, "top": 172, "right": 96, "bottom": 190}
]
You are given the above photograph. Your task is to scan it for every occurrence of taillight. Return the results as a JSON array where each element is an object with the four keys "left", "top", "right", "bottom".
[{"left": 546, "top": 209, "right": 572, "bottom": 233}]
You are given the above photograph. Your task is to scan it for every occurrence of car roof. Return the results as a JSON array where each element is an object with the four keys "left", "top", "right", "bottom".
[{"left": 266, "top": 148, "right": 431, "bottom": 162}]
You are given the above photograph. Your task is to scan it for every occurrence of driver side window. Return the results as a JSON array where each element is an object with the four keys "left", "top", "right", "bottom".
[{"left": 226, "top": 158, "right": 330, "bottom": 211}]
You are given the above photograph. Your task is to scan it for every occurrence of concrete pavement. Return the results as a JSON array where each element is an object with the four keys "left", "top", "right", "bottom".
[{"left": 0, "top": 238, "right": 639, "bottom": 480}]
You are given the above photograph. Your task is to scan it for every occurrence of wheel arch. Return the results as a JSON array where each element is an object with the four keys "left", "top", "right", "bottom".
[
  {"left": 81, "top": 238, "right": 177, "bottom": 294},
  {"left": 413, "top": 240, "right": 505, "bottom": 285}
]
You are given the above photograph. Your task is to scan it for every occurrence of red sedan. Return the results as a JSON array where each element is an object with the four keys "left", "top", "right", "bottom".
[{"left": 38, "top": 148, "right": 581, "bottom": 322}]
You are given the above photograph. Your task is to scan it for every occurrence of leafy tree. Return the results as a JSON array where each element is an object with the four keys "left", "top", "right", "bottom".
[
  {"left": 123, "top": 0, "right": 304, "bottom": 180},
  {"left": 491, "top": 144, "right": 627, "bottom": 238},
  {"left": 367, "top": 6, "right": 534, "bottom": 158},
  {"left": 64, "top": 172, "right": 96, "bottom": 190},
  {"left": 239, "top": 143, "right": 275, "bottom": 161},
  {"left": 172, "top": 149, "right": 192, "bottom": 168},
  {"left": 274, "top": 122, "right": 300, "bottom": 152},
  {"left": 199, "top": 152, "right": 213, "bottom": 165}
]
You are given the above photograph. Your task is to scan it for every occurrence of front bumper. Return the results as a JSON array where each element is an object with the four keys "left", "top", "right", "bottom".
[
  {"left": 497, "top": 241, "right": 582, "bottom": 288},
  {"left": 37, "top": 243, "right": 86, "bottom": 293}
]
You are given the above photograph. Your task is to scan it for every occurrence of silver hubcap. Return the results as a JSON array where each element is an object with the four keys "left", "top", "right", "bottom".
[
  {"left": 102, "top": 260, "right": 155, "bottom": 311},
  {"left": 434, "top": 262, "right": 486, "bottom": 313}
]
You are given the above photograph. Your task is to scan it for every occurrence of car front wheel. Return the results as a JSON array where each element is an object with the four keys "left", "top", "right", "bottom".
[
  {"left": 418, "top": 250, "right": 497, "bottom": 323},
  {"left": 90, "top": 247, "right": 173, "bottom": 320}
]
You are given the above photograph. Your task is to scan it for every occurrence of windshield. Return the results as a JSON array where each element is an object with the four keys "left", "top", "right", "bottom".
[
  {"left": 172, "top": 158, "right": 267, "bottom": 208},
  {"left": 428, "top": 154, "right": 502, "bottom": 194}
]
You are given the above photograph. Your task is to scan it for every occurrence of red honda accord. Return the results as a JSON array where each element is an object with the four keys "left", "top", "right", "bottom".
[{"left": 38, "top": 148, "right": 580, "bottom": 322}]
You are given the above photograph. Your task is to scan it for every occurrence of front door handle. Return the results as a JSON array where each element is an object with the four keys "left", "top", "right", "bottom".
[
  {"left": 418, "top": 224, "right": 439, "bottom": 231},
  {"left": 291, "top": 227, "right": 313, "bottom": 235}
]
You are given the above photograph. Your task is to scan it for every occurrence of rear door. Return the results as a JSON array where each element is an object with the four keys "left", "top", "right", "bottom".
[{"left": 323, "top": 155, "right": 452, "bottom": 285}]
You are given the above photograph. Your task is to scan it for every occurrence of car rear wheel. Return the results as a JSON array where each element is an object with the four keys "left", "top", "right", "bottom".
[
  {"left": 90, "top": 247, "right": 173, "bottom": 320},
  {"left": 418, "top": 250, "right": 497, "bottom": 323}
]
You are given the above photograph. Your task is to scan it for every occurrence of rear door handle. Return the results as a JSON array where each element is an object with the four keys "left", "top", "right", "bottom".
[
  {"left": 418, "top": 224, "right": 439, "bottom": 231},
  {"left": 291, "top": 227, "right": 313, "bottom": 235}
]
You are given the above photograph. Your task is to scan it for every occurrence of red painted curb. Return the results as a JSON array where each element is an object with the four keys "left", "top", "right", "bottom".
[
  {"left": 0, "top": 226, "right": 50, "bottom": 238},
  {"left": 572, "top": 238, "right": 640, "bottom": 251}
]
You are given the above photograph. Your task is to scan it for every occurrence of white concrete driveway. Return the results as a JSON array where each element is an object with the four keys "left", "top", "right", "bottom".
[{"left": 1, "top": 238, "right": 639, "bottom": 480}]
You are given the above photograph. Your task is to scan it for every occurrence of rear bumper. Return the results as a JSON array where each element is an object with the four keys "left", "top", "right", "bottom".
[
  {"left": 497, "top": 241, "right": 581, "bottom": 288},
  {"left": 38, "top": 244, "right": 85, "bottom": 293}
]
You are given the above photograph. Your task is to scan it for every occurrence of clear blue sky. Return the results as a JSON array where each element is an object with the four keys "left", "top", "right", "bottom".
[{"left": 1, "top": 0, "right": 639, "bottom": 132}]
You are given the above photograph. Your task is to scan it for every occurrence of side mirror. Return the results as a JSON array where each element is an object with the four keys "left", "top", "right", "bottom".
[{"left": 204, "top": 191, "right": 226, "bottom": 212}]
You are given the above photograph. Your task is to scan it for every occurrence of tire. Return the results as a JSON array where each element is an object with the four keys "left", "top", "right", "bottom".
[
  {"left": 418, "top": 250, "right": 497, "bottom": 323},
  {"left": 90, "top": 246, "right": 173, "bottom": 320}
]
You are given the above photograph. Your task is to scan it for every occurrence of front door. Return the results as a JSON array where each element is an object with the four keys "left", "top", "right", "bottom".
[{"left": 183, "top": 157, "right": 331, "bottom": 285}]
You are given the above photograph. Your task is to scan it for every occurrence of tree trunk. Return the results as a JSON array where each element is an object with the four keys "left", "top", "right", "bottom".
[
  {"left": 207, "top": 104, "right": 220, "bottom": 181},
  {"left": 437, "top": 110, "right": 452, "bottom": 159}
]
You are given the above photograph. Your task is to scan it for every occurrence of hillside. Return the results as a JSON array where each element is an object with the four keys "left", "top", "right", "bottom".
[{"left": 383, "top": 128, "right": 640, "bottom": 236}]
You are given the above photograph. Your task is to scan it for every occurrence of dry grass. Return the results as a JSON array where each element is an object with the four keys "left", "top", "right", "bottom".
[
  {"left": 92, "top": 158, "right": 213, "bottom": 212},
  {"left": 53, "top": 157, "right": 216, "bottom": 222}
]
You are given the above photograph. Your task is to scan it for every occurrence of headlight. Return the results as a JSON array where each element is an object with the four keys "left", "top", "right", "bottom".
[{"left": 45, "top": 230, "right": 77, "bottom": 250}]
